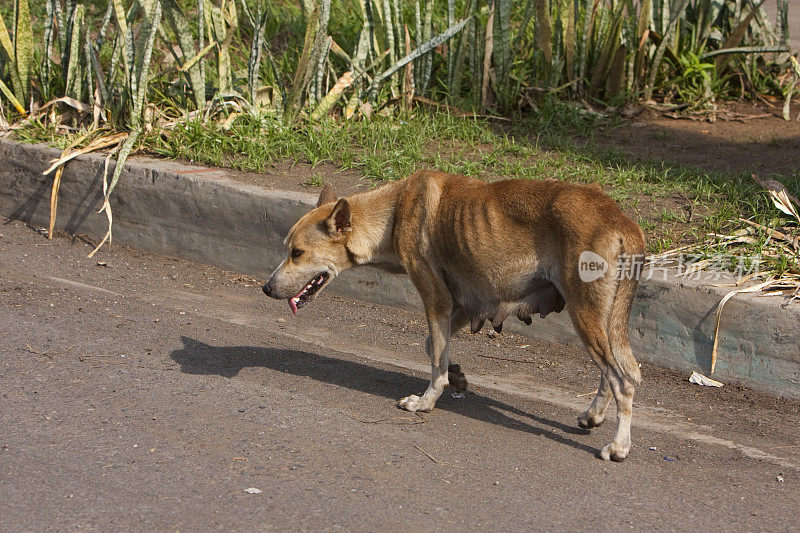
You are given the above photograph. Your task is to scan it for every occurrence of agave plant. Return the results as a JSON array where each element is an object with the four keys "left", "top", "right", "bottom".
[
  {"left": 0, "top": 0, "right": 33, "bottom": 113},
  {"left": 162, "top": 0, "right": 209, "bottom": 112},
  {"left": 1, "top": 0, "right": 797, "bottom": 253},
  {"left": 41, "top": 0, "right": 163, "bottom": 254}
]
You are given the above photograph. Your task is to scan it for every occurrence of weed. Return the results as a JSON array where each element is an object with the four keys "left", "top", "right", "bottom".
[
  {"left": 652, "top": 130, "right": 673, "bottom": 141},
  {"left": 305, "top": 174, "right": 325, "bottom": 187}
]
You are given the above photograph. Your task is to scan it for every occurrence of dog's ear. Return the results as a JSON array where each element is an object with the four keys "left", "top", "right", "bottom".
[
  {"left": 316, "top": 184, "right": 337, "bottom": 207},
  {"left": 324, "top": 198, "right": 352, "bottom": 234}
]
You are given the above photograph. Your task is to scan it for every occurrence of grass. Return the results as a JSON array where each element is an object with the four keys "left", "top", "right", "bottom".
[
  {"left": 652, "top": 129, "right": 673, "bottom": 141},
  {"left": 304, "top": 174, "right": 326, "bottom": 187},
  {"left": 14, "top": 101, "right": 799, "bottom": 266}
]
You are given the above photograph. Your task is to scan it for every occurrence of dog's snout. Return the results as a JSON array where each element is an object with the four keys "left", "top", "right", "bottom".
[{"left": 262, "top": 280, "right": 274, "bottom": 297}]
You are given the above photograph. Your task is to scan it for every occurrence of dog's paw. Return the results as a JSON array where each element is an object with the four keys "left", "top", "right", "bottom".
[
  {"left": 448, "top": 363, "right": 468, "bottom": 392},
  {"left": 577, "top": 410, "right": 604, "bottom": 429},
  {"left": 398, "top": 394, "right": 433, "bottom": 412},
  {"left": 599, "top": 442, "right": 630, "bottom": 462}
]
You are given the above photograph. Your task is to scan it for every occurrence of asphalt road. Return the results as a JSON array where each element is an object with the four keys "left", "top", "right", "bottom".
[{"left": 1, "top": 219, "right": 799, "bottom": 531}]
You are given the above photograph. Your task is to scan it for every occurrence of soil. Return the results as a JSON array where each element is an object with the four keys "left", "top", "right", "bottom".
[
  {"left": 598, "top": 101, "right": 800, "bottom": 177},
  {"left": 219, "top": 160, "right": 371, "bottom": 194}
]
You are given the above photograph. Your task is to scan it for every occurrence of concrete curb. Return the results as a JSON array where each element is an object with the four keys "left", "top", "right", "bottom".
[{"left": 2, "top": 138, "right": 798, "bottom": 398}]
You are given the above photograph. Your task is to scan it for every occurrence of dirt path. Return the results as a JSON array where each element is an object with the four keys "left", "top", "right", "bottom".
[
  {"left": 2, "top": 219, "right": 799, "bottom": 530},
  {"left": 600, "top": 103, "right": 800, "bottom": 177}
]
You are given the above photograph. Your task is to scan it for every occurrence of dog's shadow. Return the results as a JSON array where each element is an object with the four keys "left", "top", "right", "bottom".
[{"left": 170, "top": 336, "right": 598, "bottom": 457}]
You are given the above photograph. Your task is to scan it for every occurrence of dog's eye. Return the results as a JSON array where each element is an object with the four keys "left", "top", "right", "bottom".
[{"left": 291, "top": 248, "right": 304, "bottom": 260}]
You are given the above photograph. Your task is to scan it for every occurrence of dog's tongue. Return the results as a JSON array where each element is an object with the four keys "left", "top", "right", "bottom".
[{"left": 288, "top": 298, "right": 298, "bottom": 315}]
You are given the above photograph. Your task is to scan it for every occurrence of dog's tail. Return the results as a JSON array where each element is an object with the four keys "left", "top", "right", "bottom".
[{"left": 607, "top": 232, "right": 644, "bottom": 385}]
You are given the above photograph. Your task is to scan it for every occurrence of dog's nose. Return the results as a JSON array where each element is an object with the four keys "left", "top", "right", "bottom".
[{"left": 262, "top": 281, "right": 273, "bottom": 297}]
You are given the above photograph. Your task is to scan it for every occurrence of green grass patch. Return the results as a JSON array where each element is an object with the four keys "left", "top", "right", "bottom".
[{"left": 14, "top": 103, "right": 799, "bottom": 266}]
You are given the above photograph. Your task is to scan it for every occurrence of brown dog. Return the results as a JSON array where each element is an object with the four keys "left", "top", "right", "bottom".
[{"left": 263, "top": 170, "right": 645, "bottom": 461}]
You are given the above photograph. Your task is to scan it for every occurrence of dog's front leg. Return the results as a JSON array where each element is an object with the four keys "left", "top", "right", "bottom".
[{"left": 398, "top": 309, "right": 452, "bottom": 413}]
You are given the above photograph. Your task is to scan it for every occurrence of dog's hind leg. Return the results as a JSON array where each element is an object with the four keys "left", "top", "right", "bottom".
[
  {"left": 567, "top": 280, "right": 640, "bottom": 461},
  {"left": 447, "top": 306, "right": 469, "bottom": 392},
  {"left": 600, "top": 369, "right": 635, "bottom": 462},
  {"left": 578, "top": 371, "right": 613, "bottom": 429},
  {"left": 570, "top": 307, "right": 634, "bottom": 461}
]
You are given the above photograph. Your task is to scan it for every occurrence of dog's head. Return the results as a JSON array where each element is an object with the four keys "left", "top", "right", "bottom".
[{"left": 262, "top": 185, "right": 354, "bottom": 314}]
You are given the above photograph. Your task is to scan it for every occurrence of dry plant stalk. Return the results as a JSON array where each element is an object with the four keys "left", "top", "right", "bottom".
[{"left": 652, "top": 176, "right": 799, "bottom": 375}]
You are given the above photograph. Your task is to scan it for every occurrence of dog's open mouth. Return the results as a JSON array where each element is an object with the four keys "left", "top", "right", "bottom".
[{"left": 288, "top": 273, "right": 330, "bottom": 315}]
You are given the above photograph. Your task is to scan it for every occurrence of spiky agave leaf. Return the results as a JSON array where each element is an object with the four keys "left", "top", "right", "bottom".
[
  {"left": 449, "top": 0, "right": 475, "bottom": 102},
  {"left": 514, "top": 0, "right": 535, "bottom": 50},
  {"left": 446, "top": 0, "right": 455, "bottom": 88},
  {"left": 777, "top": 0, "right": 789, "bottom": 47},
  {"left": 245, "top": 4, "right": 269, "bottom": 106},
  {"left": 0, "top": 11, "right": 24, "bottom": 106},
  {"left": 564, "top": 0, "right": 576, "bottom": 84},
  {"left": 365, "top": 16, "right": 473, "bottom": 102},
  {"left": 311, "top": 35, "right": 331, "bottom": 106},
  {"left": 576, "top": 0, "right": 593, "bottom": 88},
  {"left": 791, "top": 56, "right": 800, "bottom": 77},
  {"left": 493, "top": 0, "right": 511, "bottom": 97},
  {"left": 178, "top": 41, "right": 217, "bottom": 75},
  {"left": 481, "top": 2, "right": 494, "bottom": 108},
  {"left": 131, "top": 0, "right": 162, "bottom": 129},
  {"left": 310, "top": 70, "right": 354, "bottom": 120},
  {"left": 354, "top": 0, "right": 373, "bottom": 73},
  {"left": 419, "top": 0, "right": 434, "bottom": 95},
  {"left": 96, "top": 0, "right": 115, "bottom": 47},
  {"left": 469, "top": 9, "right": 482, "bottom": 105},
  {"left": 534, "top": 0, "right": 553, "bottom": 76},
  {"left": 113, "top": 0, "right": 137, "bottom": 100},
  {"left": 382, "top": 0, "right": 397, "bottom": 95},
  {"left": 343, "top": 0, "right": 373, "bottom": 119},
  {"left": 287, "top": 0, "right": 331, "bottom": 121},
  {"left": 79, "top": 1, "right": 113, "bottom": 113},
  {"left": 83, "top": 21, "right": 97, "bottom": 122},
  {"left": 391, "top": 0, "right": 404, "bottom": 89},
  {"left": 715, "top": 0, "right": 767, "bottom": 71},
  {"left": 633, "top": 0, "right": 652, "bottom": 89},
  {"left": 163, "top": 0, "right": 207, "bottom": 111},
  {"left": 106, "top": 129, "right": 139, "bottom": 198},
  {"left": 204, "top": 0, "right": 238, "bottom": 95},
  {"left": 413, "top": 0, "right": 421, "bottom": 86},
  {"left": 589, "top": 1, "right": 624, "bottom": 95},
  {"left": 13, "top": 0, "right": 33, "bottom": 104},
  {"left": 109, "top": 1, "right": 139, "bottom": 93},
  {"left": 54, "top": 0, "right": 65, "bottom": 53},
  {"left": 40, "top": 0, "right": 58, "bottom": 99},
  {"left": 87, "top": 16, "right": 114, "bottom": 109},
  {"left": 644, "top": 0, "right": 690, "bottom": 101},
  {"left": 402, "top": 23, "right": 414, "bottom": 109},
  {"left": 65, "top": 4, "right": 84, "bottom": 101},
  {"left": 287, "top": 0, "right": 319, "bottom": 113},
  {"left": 0, "top": 77, "right": 25, "bottom": 113}
]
